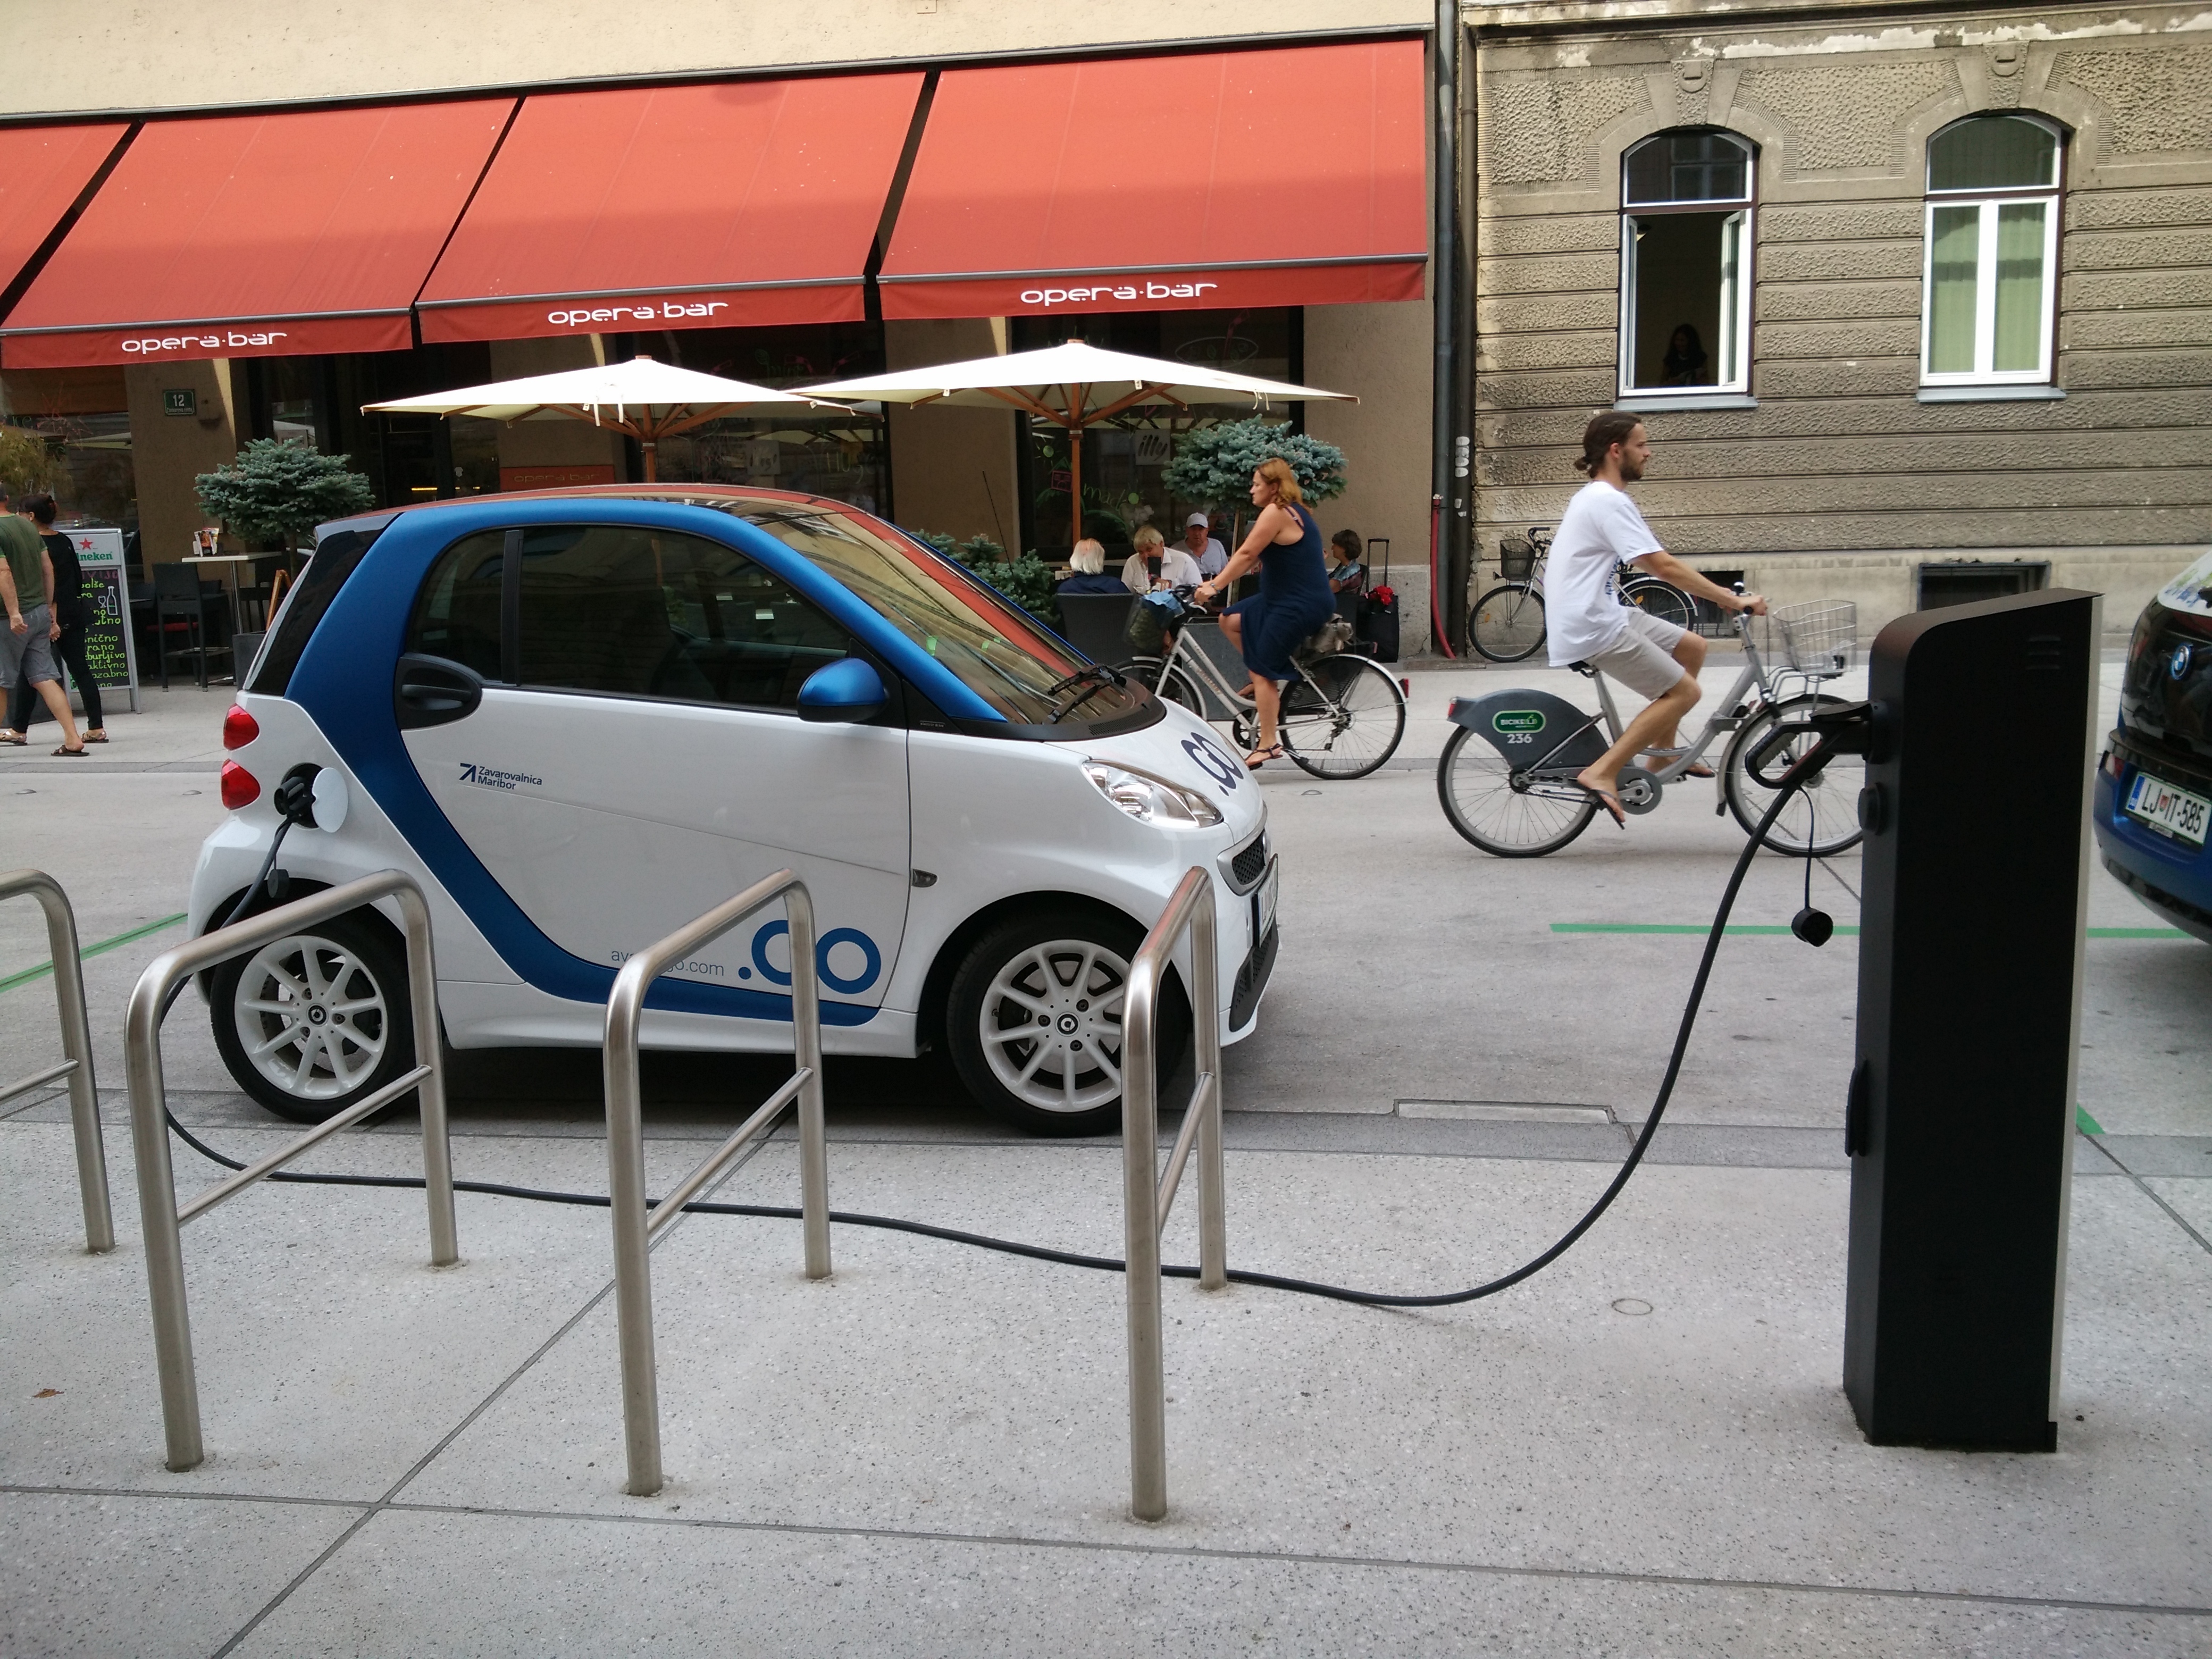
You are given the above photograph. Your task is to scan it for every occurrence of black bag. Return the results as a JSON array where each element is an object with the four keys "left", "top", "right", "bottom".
[{"left": 1359, "top": 589, "right": 1401, "bottom": 663}]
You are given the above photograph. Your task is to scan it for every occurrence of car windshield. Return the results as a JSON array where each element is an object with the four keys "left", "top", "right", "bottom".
[{"left": 713, "top": 501, "right": 1151, "bottom": 728}]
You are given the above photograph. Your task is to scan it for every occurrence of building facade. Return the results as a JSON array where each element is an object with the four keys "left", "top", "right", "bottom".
[{"left": 1470, "top": 0, "right": 2212, "bottom": 634}]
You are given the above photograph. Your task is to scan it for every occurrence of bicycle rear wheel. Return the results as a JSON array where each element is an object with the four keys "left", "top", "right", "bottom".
[
  {"left": 1621, "top": 576, "right": 1695, "bottom": 632},
  {"left": 1723, "top": 693, "right": 1865, "bottom": 856},
  {"left": 1470, "top": 585, "right": 1546, "bottom": 663},
  {"left": 1436, "top": 726, "right": 1597, "bottom": 857},
  {"left": 1279, "top": 656, "right": 1405, "bottom": 780}
]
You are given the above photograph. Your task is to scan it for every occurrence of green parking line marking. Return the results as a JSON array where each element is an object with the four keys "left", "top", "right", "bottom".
[
  {"left": 1552, "top": 924, "right": 2186, "bottom": 939},
  {"left": 0, "top": 912, "right": 188, "bottom": 995},
  {"left": 2076, "top": 1106, "right": 2106, "bottom": 1135}
]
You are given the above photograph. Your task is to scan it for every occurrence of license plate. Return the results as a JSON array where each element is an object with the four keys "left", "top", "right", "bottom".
[
  {"left": 1254, "top": 859, "right": 1280, "bottom": 944},
  {"left": 2125, "top": 769, "right": 2211, "bottom": 847}
]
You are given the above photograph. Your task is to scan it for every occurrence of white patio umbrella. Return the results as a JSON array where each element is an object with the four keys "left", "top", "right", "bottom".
[
  {"left": 363, "top": 355, "right": 857, "bottom": 482},
  {"left": 799, "top": 339, "right": 1353, "bottom": 538}
]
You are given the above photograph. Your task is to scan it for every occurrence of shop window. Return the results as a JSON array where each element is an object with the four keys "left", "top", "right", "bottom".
[
  {"left": 616, "top": 322, "right": 890, "bottom": 517},
  {"left": 1009, "top": 307, "right": 1300, "bottom": 556},
  {"left": 514, "top": 524, "right": 849, "bottom": 711},
  {"left": 1619, "top": 131, "right": 1755, "bottom": 398},
  {"left": 1921, "top": 115, "right": 2063, "bottom": 386}
]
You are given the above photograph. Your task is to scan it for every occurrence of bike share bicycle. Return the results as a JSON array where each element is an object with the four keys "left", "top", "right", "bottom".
[
  {"left": 1468, "top": 525, "right": 1699, "bottom": 664},
  {"left": 1438, "top": 593, "right": 1866, "bottom": 857},
  {"left": 1132, "top": 586, "right": 1407, "bottom": 780}
]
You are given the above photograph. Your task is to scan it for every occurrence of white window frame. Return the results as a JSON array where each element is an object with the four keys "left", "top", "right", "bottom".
[
  {"left": 1616, "top": 132, "right": 1757, "bottom": 403},
  {"left": 1920, "top": 116, "right": 2064, "bottom": 388}
]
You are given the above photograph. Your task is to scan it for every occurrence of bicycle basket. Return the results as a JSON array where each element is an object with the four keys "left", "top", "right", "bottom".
[
  {"left": 1760, "top": 600, "right": 1858, "bottom": 675},
  {"left": 1497, "top": 534, "right": 1536, "bottom": 582}
]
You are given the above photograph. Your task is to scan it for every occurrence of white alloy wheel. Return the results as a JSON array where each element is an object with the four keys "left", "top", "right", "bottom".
[
  {"left": 977, "top": 937, "right": 1132, "bottom": 1115},
  {"left": 231, "top": 932, "right": 393, "bottom": 1101}
]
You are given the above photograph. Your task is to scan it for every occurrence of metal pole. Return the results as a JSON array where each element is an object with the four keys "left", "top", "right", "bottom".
[
  {"left": 124, "top": 958, "right": 202, "bottom": 1471},
  {"left": 1430, "top": 0, "right": 1462, "bottom": 656},
  {"left": 604, "top": 949, "right": 663, "bottom": 1497},
  {"left": 1122, "top": 924, "right": 1168, "bottom": 1522},
  {"left": 395, "top": 884, "right": 457, "bottom": 1267},
  {"left": 785, "top": 884, "right": 832, "bottom": 1280},
  {"left": 1, "top": 871, "right": 112, "bottom": 1254},
  {"left": 1193, "top": 898, "right": 1226, "bottom": 1294}
]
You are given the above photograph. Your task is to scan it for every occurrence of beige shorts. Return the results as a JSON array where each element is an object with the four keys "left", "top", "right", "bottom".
[{"left": 1585, "top": 608, "right": 1691, "bottom": 699}]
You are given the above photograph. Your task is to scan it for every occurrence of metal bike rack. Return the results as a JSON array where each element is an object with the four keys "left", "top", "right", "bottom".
[
  {"left": 1122, "top": 865, "right": 1227, "bottom": 1522},
  {"left": 124, "top": 870, "right": 455, "bottom": 1472},
  {"left": 604, "top": 868, "right": 830, "bottom": 1497},
  {"left": 0, "top": 869, "right": 111, "bottom": 1253}
]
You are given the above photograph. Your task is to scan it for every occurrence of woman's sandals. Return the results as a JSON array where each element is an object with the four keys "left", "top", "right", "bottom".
[
  {"left": 1640, "top": 744, "right": 1715, "bottom": 780},
  {"left": 1244, "top": 743, "right": 1285, "bottom": 770}
]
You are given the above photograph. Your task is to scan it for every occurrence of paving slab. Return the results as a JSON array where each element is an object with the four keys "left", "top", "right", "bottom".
[{"left": 229, "top": 1504, "right": 2212, "bottom": 1659}]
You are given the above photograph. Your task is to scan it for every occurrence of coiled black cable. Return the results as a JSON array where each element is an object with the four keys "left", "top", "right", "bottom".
[{"left": 164, "top": 759, "right": 1818, "bottom": 1309}]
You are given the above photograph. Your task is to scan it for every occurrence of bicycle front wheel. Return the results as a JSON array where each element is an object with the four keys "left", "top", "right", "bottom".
[
  {"left": 1723, "top": 693, "right": 1866, "bottom": 856},
  {"left": 1470, "top": 585, "right": 1546, "bottom": 663},
  {"left": 1436, "top": 726, "right": 1597, "bottom": 857},
  {"left": 1279, "top": 656, "right": 1405, "bottom": 780},
  {"left": 1621, "top": 576, "right": 1695, "bottom": 632},
  {"left": 1154, "top": 662, "right": 1209, "bottom": 720}
]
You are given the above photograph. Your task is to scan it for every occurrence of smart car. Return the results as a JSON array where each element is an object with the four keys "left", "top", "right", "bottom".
[
  {"left": 191, "top": 486, "right": 1277, "bottom": 1133},
  {"left": 2095, "top": 550, "right": 2212, "bottom": 944}
]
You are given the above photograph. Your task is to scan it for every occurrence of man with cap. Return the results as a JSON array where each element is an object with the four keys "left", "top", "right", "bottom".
[{"left": 1182, "top": 512, "right": 1228, "bottom": 581}]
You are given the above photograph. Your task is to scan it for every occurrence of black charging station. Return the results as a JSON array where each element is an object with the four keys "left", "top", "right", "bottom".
[{"left": 1842, "top": 588, "right": 2101, "bottom": 1450}]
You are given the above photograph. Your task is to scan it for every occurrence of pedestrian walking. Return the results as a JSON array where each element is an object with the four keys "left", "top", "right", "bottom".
[
  {"left": 1189, "top": 458, "right": 1336, "bottom": 769},
  {"left": 0, "top": 488, "right": 86, "bottom": 756},
  {"left": 5, "top": 493, "right": 104, "bottom": 743}
]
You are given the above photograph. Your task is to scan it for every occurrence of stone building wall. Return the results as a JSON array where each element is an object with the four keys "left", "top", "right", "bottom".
[{"left": 1468, "top": 3, "right": 2212, "bottom": 636}]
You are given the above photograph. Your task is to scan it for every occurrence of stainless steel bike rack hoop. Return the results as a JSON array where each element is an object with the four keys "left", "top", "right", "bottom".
[
  {"left": 0, "top": 868, "right": 111, "bottom": 1253},
  {"left": 1122, "top": 864, "right": 1228, "bottom": 1522},
  {"left": 604, "top": 868, "right": 830, "bottom": 1498},
  {"left": 124, "top": 869, "right": 455, "bottom": 1472}
]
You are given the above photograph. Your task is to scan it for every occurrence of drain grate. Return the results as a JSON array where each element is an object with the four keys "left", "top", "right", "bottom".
[{"left": 1395, "top": 1100, "right": 1616, "bottom": 1125}]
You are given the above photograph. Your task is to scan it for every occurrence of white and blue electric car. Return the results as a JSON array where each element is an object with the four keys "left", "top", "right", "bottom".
[{"left": 191, "top": 486, "right": 1277, "bottom": 1134}]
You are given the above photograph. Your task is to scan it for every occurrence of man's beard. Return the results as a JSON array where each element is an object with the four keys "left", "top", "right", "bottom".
[{"left": 1618, "top": 456, "right": 1645, "bottom": 483}]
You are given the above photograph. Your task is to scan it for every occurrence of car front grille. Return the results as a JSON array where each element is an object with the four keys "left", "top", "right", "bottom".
[{"left": 1228, "top": 832, "right": 1269, "bottom": 891}]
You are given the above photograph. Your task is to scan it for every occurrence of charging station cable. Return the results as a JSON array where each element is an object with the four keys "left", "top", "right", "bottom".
[{"left": 162, "top": 732, "right": 1857, "bottom": 1309}]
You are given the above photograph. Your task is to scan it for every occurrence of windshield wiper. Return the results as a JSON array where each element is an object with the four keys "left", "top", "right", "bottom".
[{"left": 1045, "top": 663, "right": 1122, "bottom": 723}]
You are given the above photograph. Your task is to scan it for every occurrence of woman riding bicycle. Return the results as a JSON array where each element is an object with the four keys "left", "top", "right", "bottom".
[
  {"left": 1191, "top": 459, "right": 1337, "bottom": 770},
  {"left": 1551, "top": 412, "right": 1765, "bottom": 824}
]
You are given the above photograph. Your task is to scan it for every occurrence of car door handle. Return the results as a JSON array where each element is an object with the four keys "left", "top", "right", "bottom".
[{"left": 395, "top": 653, "right": 485, "bottom": 730}]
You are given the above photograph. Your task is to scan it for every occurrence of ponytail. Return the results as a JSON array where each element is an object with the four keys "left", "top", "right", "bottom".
[{"left": 1574, "top": 411, "right": 1644, "bottom": 476}]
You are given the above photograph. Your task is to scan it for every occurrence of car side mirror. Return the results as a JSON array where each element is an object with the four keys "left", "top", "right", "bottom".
[{"left": 797, "top": 657, "right": 889, "bottom": 724}]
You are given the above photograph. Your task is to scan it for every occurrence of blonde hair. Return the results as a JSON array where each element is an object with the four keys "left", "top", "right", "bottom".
[
  {"left": 1070, "top": 538, "right": 1106, "bottom": 573},
  {"left": 1132, "top": 525, "right": 1166, "bottom": 552},
  {"left": 1255, "top": 456, "right": 1305, "bottom": 506}
]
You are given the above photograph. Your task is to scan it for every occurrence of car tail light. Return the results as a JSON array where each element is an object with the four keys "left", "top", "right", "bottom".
[
  {"left": 220, "top": 760, "right": 260, "bottom": 810},
  {"left": 2101, "top": 750, "right": 2124, "bottom": 780},
  {"left": 222, "top": 705, "right": 259, "bottom": 750}
]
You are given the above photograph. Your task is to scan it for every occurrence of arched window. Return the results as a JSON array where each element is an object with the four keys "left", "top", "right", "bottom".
[
  {"left": 1620, "top": 130, "right": 1755, "bottom": 398},
  {"left": 1922, "top": 114, "right": 2064, "bottom": 386}
]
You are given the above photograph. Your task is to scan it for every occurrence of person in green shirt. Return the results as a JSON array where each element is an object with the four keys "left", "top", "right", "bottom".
[{"left": 0, "top": 490, "right": 86, "bottom": 754}]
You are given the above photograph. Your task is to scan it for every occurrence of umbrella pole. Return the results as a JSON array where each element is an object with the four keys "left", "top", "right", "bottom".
[
  {"left": 1066, "top": 416, "right": 1082, "bottom": 547},
  {"left": 640, "top": 440, "right": 657, "bottom": 483}
]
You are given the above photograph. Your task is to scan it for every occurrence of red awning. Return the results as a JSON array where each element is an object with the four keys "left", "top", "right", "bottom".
[
  {"left": 1, "top": 102, "right": 515, "bottom": 370},
  {"left": 416, "top": 76, "right": 926, "bottom": 345},
  {"left": 0, "top": 124, "right": 130, "bottom": 298},
  {"left": 877, "top": 41, "right": 1428, "bottom": 320}
]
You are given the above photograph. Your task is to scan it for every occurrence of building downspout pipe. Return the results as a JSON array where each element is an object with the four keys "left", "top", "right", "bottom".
[{"left": 1430, "top": 0, "right": 1459, "bottom": 658}]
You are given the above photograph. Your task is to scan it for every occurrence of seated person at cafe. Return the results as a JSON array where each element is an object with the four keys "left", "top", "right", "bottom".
[
  {"left": 1057, "top": 539, "right": 1128, "bottom": 594},
  {"left": 1326, "top": 529, "right": 1367, "bottom": 594},
  {"left": 1121, "top": 524, "right": 1203, "bottom": 594}
]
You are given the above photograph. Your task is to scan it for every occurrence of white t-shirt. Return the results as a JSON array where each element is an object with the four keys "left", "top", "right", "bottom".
[
  {"left": 1123, "top": 546, "right": 1205, "bottom": 593},
  {"left": 1544, "top": 480, "right": 1665, "bottom": 665},
  {"left": 1190, "top": 537, "right": 1228, "bottom": 579}
]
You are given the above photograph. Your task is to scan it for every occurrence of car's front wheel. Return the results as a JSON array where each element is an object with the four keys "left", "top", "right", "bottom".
[
  {"left": 210, "top": 911, "right": 416, "bottom": 1124},
  {"left": 944, "top": 907, "right": 1190, "bottom": 1136}
]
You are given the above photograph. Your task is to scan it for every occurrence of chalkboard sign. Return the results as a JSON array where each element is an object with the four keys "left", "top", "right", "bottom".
[{"left": 61, "top": 528, "right": 139, "bottom": 714}]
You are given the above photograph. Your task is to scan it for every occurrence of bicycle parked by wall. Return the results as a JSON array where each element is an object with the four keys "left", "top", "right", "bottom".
[
  {"left": 1133, "top": 593, "right": 1406, "bottom": 780},
  {"left": 1468, "top": 526, "right": 1697, "bottom": 664},
  {"left": 1438, "top": 596, "right": 1864, "bottom": 857}
]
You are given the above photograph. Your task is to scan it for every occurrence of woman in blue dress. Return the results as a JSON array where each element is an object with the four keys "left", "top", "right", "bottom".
[{"left": 1189, "top": 457, "right": 1337, "bottom": 769}]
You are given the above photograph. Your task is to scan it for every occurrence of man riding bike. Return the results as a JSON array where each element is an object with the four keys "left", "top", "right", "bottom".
[{"left": 1548, "top": 412, "right": 1766, "bottom": 825}]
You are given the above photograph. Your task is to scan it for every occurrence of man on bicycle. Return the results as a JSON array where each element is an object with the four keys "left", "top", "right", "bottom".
[{"left": 1551, "top": 412, "right": 1765, "bottom": 824}]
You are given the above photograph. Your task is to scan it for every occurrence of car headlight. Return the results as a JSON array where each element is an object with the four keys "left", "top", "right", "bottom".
[{"left": 1082, "top": 761, "right": 1224, "bottom": 828}]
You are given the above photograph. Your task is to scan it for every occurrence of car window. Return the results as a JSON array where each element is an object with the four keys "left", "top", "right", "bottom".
[
  {"left": 515, "top": 523, "right": 851, "bottom": 711},
  {"left": 406, "top": 530, "right": 507, "bottom": 680}
]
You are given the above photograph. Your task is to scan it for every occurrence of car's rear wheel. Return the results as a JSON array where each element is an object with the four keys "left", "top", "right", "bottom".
[
  {"left": 211, "top": 912, "right": 416, "bottom": 1124},
  {"left": 944, "top": 907, "right": 1190, "bottom": 1136}
]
